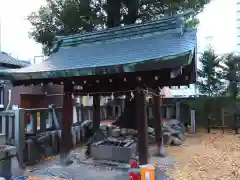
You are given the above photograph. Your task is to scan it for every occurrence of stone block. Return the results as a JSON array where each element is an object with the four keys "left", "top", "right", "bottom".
[{"left": 112, "top": 129, "right": 120, "bottom": 137}]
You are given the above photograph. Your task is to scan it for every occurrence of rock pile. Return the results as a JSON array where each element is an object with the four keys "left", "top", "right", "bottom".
[{"left": 83, "top": 119, "right": 185, "bottom": 146}]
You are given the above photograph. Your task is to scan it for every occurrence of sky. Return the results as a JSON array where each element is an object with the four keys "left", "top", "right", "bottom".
[
  {"left": 0, "top": 0, "right": 46, "bottom": 61},
  {"left": 0, "top": 0, "right": 237, "bottom": 62},
  {"left": 196, "top": 0, "right": 236, "bottom": 55}
]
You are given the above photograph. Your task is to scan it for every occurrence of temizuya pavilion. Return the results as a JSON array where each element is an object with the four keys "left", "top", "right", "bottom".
[{"left": 0, "top": 14, "right": 196, "bottom": 165}]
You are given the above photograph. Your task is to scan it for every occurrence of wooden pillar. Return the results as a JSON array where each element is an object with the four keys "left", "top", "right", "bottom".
[
  {"left": 93, "top": 94, "right": 101, "bottom": 133},
  {"left": 135, "top": 89, "right": 148, "bottom": 165},
  {"left": 60, "top": 81, "right": 73, "bottom": 163},
  {"left": 176, "top": 101, "right": 180, "bottom": 120},
  {"left": 153, "top": 89, "right": 165, "bottom": 156}
]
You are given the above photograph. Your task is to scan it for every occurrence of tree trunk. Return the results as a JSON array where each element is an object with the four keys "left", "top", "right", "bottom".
[
  {"left": 122, "top": 0, "right": 139, "bottom": 24},
  {"left": 106, "top": 0, "right": 121, "bottom": 28}
]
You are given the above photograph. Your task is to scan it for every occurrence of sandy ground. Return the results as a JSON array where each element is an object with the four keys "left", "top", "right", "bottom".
[
  {"left": 165, "top": 129, "right": 240, "bottom": 180},
  {"left": 11, "top": 129, "right": 240, "bottom": 180}
]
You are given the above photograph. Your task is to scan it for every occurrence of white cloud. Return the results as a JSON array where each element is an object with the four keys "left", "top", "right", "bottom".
[
  {"left": 197, "top": 0, "right": 236, "bottom": 54},
  {"left": 0, "top": 0, "right": 46, "bottom": 60}
]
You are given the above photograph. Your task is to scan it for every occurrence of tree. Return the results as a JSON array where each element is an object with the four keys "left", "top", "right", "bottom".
[
  {"left": 28, "top": 0, "right": 210, "bottom": 55},
  {"left": 222, "top": 53, "right": 240, "bottom": 99},
  {"left": 221, "top": 53, "right": 240, "bottom": 133},
  {"left": 197, "top": 48, "right": 225, "bottom": 96}
]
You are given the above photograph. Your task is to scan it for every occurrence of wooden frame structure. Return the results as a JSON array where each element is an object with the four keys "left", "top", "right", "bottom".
[{"left": 0, "top": 14, "right": 197, "bottom": 165}]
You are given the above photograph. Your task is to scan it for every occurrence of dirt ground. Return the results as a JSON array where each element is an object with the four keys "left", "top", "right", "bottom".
[
  {"left": 165, "top": 129, "right": 240, "bottom": 180},
  {"left": 13, "top": 129, "right": 240, "bottom": 180}
]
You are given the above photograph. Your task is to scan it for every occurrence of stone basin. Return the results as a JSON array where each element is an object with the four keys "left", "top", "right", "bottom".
[{"left": 91, "top": 138, "right": 136, "bottom": 162}]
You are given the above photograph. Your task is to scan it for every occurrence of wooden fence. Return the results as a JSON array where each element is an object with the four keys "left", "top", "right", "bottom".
[{"left": 0, "top": 100, "right": 184, "bottom": 166}]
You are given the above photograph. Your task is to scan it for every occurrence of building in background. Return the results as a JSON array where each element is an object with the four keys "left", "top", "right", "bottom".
[{"left": 0, "top": 52, "right": 64, "bottom": 109}]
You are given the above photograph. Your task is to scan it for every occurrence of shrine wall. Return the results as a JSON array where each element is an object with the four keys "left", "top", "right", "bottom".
[{"left": 3, "top": 83, "right": 63, "bottom": 108}]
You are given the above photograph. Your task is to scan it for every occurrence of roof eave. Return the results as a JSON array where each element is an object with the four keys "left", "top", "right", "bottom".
[{"left": 0, "top": 50, "right": 195, "bottom": 82}]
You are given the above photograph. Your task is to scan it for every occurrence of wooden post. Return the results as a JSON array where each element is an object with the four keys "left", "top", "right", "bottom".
[
  {"left": 190, "top": 109, "right": 196, "bottom": 134},
  {"left": 1, "top": 116, "right": 6, "bottom": 135},
  {"left": 48, "top": 106, "right": 53, "bottom": 129},
  {"left": 14, "top": 108, "right": 25, "bottom": 167},
  {"left": 135, "top": 89, "right": 148, "bottom": 165},
  {"left": 153, "top": 90, "right": 165, "bottom": 157},
  {"left": 30, "top": 111, "right": 37, "bottom": 133},
  {"left": 221, "top": 108, "right": 225, "bottom": 133},
  {"left": 93, "top": 95, "right": 101, "bottom": 133},
  {"left": 176, "top": 101, "right": 180, "bottom": 120},
  {"left": 60, "top": 81, "right": 73, "bottom": 164},
  {"left": 80, "top": 104, "right": 84, "bottom": 122},
  {"left": 8, "top": 116, "right": 14, "bottom": 144},
  {"left": 207, "top": 115, "right": 211, "bottom": 134},
  {"left": 40, "top": 111, "right": 47, "bottom": 132},
  {"left": 73, "top": 106, "right": 77, "bottom": 123}
]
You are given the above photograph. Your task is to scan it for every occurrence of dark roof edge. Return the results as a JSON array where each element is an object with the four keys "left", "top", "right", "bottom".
[{"left": 0, "top": 50, "right": 194, "bottom": 82}]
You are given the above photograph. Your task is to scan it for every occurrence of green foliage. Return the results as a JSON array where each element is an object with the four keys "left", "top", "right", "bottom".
[
  {"left": 197, "top": 48, "right": 225, "bottom": 96},
  {"left": 28, "top": 0, "right": 210, "bottom": 55},
  {"left": 221, "top": 53, "right": 240, "bottom": 99}
]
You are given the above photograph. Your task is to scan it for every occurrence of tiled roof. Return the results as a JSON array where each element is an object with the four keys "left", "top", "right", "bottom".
[
  {"left": 53, "top": 15, "right": 184, "bottom": 50},
  {"left": 0, "top": 14, "right": 196, "bottom": 80},
  {"left": 0, "top": 52, "right": 30, "bottom": 67}
]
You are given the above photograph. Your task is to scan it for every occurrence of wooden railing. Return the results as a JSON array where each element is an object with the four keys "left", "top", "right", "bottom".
[
  {"left": 73, "top": 105, "right": 109, "bottom": 122},
  {"left": 0, "top": 109, "right": 25, "bottom": 166}
]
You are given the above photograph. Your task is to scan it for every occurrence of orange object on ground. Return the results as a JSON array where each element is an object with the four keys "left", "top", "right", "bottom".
[{"left": 140, "top": 164, "right": 155, "bottom": 180}]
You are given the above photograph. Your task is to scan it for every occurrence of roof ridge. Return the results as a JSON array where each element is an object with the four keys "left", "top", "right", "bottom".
[
  {"left": 59, "top": 14, "right": 182, "bottom": 41},
  {"left": 51, "top": 14, "right": 185, "bottom": 53}
]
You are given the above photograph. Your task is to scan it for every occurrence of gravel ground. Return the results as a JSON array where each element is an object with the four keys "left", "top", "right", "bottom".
[
  {"left": 165, "top": 130, "right": 240, "bottom": 180},
  {"left": 10, "top": 151, "right": 172, "bottom": 180}
]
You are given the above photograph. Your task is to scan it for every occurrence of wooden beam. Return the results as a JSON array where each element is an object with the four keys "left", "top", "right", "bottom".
[
  {"left": 60, "top": 81, "right": 73, "bottom": 164},
  {"left": 92, "top": 94, "right": 101, "bottom": 133},
  {"left": 12, "top": 68, "right": 193, "bottom": 88},
  {"left": 135, "top": 88, "right": 148, "bottom": 165}
]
